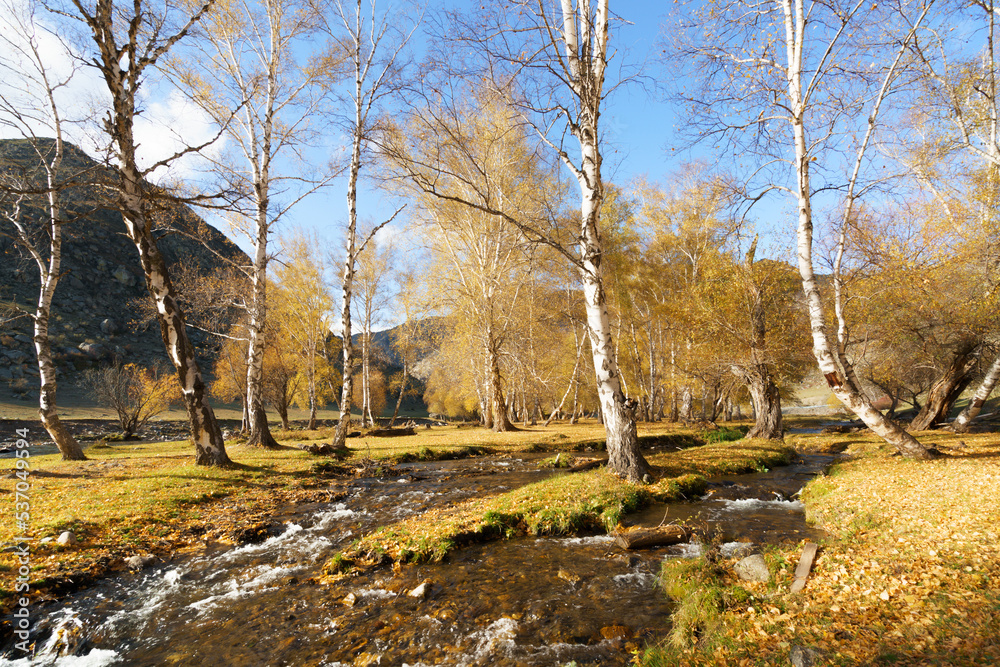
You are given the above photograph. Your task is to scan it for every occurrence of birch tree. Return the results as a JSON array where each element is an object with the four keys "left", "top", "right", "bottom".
[
  {"left": 63, "top": 0, "right": 231, "bottom": 465},
  {"left": 353, "top": 232, "right": 394, "bottom": 427},
  {"left": 0, "top": 0, "right": 88, "bottom": 459},
  {"left": 321, "top": 0, "right": 412, "bottom": 449},
  {"left": 673, "top": 0, "right": 937, "bottom": 458},
  {"left": 165, "top": 0, "right": 330, "bottom": 447},
  {"left": 383, "top": 0, "right": 651, "bottom": 480}
]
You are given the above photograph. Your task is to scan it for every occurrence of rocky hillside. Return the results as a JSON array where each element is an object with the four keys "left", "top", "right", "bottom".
[{"left": 0, "top": 138, "right": 247, "bottom": 401}]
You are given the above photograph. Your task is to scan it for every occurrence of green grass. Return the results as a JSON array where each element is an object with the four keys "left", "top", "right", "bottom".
[
  {"left": 321, "top": 437, "right": 793, "bottom": 574},
  {"left": 324, "top": 468, "right": 710, "bottom": 573}
]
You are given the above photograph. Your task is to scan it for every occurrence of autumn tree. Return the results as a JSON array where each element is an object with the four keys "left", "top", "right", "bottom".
[
  {"left": 892, "top": 5, "right": 1000, "bottom": 428},
  {"left": 83, "top": 362, "right": 181, "bottom": 437},
  {"left": 353, "top": 232, "right": 394, "bottom": 426},
  {"left": 387, "top": 269, "right": 426, "bottom": 425},
  {"left": 0, "top": 0, "right": 89, "bottom": 459},
  {"left": 673, "top": 0, "right": 937, "bottom": 458},
  {"left": 59, "top": 0, "right": 231, "bottom": 464},
  {"left": 165, "top": 0, "right": 333, "bottom": 448},
  {"left": 271, "top": 229, "right": 334, "bottom": 429},
  {"left": 845, "top": 196, "right": 1000, "bottom": 429},
  {"left": 381, "top": 0, "right": 652, "bottom": 479},
  {"left": 319, "top": 0, "right": 412, "bottom": 448}
]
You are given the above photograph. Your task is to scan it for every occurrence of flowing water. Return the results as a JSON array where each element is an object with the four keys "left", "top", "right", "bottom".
[{"left": 2, "top": 454, "right": 834, "bottom": 666}]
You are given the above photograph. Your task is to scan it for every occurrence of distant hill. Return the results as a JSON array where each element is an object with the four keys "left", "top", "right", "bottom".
[
  {"left": 350, "top": 316, "right": 447, "bottom": 368},
  {"left": 0, "top": 138, "right": 248, "bottom": 399}
]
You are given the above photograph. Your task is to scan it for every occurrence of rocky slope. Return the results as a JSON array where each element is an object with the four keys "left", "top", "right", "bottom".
[{"left": 0, "top": 138, "right": 247, "bottom": 402}]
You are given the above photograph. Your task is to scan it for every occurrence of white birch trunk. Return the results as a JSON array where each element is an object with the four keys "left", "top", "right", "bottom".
[
  {"left": 561, "top": 0, "right": 648, "bottom": 480},
  {"left": 332, "top": 131, "right": 360, "bottom": 447},
  {"left": 244, "top": 215, "right": 278, "bottom": 447},
  {"left": 953, "top": 352, "right": 1000, "bottom": 433},
  {"left": 77, "top": 0, "right": 230, "bottom": 465},
  {"left": 781, "top": 0, "right": 932, "bottom": 459},
  {"left": 8, "top": 146, "right": 87, "bottom": 461}
]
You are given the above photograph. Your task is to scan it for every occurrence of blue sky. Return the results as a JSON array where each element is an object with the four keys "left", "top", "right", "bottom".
[
  {"left": 0, "top": 0, "right": 789, "bottom": 268},
  {"left": 270, "top": 0, "right": 700, "bottom": 260}
]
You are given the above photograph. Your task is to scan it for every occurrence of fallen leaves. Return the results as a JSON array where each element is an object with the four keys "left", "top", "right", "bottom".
[{"left": 643, "top": 429, "right": 1000, "bottom": 666}]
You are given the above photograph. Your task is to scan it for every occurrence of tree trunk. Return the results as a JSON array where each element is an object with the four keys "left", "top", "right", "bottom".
[
  {"left": 244, "top": 268, "right": 278, "bottom": 448},
  {"left": 389, "top": 360, "right": 408, "bottom": 427},
  {"left": 307, "top": 362, "right": 318, "bottom": 430},
  {"left": 783, "top": 0, "right": 932, "bottom": 460},
  {"left": 487, "top": 338, "right": 516, "bottom": 432},
  {"left": 614, "top": 525, "right": 693, "bottom": 550},
  {"left": 569, "top": 371, "right": 580, "bottom": 425},
  {"left": 910, "top": 346, "right": 979, "bottom": 431},
  {"left": 130, "top": 224, "right": 230, "bottom": 465},
  {"left": 32, "top": 192, "right": 86, "bottom": 460},
  {"left": 680, "top": 388, "right": 693, "bottom": 422},
  {"left": 743, "top": 369, "right": 783, "bottom": 439},
  {"left": 333, "top": 81, "right": 365, "bottom": 449},
  {"left": 953, "top": 352, "right": 1000, "bottom": 433},
  {"left": 37, "top": 314, "right": 85, "bottom": 459},
  {"left": 362, "top": 329, "right": 374, "bottom": 427},
  {"left": 277, "top": 398, "right": 290, "bottom": 430}
]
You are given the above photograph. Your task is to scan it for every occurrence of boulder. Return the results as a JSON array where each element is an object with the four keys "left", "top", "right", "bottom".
[
  {"left": 125, "top": 554, "right": 156, "bottom": 570},
  {"left": 734, "top": 554, "right": 770, "bottom": 582},
  {"left": 408, "top": 582, "right": 431, "bottom": 599},
  {"left": 790, "top": 645, "right": 824, "bottom": 667},
  {"left": 78, "top": 342, "right": 110, "bottom": 361},
  {"left": 113, "top": 266, "right": 135, "bottom": 286},
  {"left": 100, "top": 318, "right": 118, "bottom": 335},
  {"left": 57, "top": 531, "right": 78, "bottom": 546}
]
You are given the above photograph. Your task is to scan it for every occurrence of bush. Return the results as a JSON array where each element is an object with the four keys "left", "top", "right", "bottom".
[{"left": 81, "top": 362, "right": 181, "bottom": 437}]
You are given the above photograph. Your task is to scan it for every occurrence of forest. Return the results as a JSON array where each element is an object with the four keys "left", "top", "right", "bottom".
[{"left": 1, "top": 0, "right": 999, "bottom": 664}]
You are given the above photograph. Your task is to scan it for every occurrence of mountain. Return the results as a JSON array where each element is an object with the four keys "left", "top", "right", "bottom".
[{"left": 0, "top": 138, "right": 248, "bottom": 399}]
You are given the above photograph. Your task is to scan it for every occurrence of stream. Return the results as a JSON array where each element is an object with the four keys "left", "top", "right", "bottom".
[{"left": 1, "top": 454, "right": 834, "bottom": 666}]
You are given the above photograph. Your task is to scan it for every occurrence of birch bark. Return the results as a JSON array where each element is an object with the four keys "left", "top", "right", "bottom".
[
  {"left": 781, "top": 0, "right": 933, "bottom": 459},
  {"left": 952, "top": 351, "right": 1000, "bottom": 432},
  {"left": 70, "top": 0, "right": 230, "bottom": 465}
]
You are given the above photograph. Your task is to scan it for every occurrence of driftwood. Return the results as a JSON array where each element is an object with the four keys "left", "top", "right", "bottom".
[
  {"left": 790, "top": 541, "right": 818, "bottom": 593},
  {"left": 368, "top": 427, "right": 416, "bottom": 437},
  {"left": 567, "top": 458, "right": 607, "bottom": 473},
  {"left": 614, "top": 525, "right": 693, "bottom": 550}
]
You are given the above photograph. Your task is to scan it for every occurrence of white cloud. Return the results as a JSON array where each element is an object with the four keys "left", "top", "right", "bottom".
[
  {"left": 132, "top": 86, "right": 225, "bottom": 184},
  {"left": 0, "top": 0, "right": 224, "bottom": 184}
]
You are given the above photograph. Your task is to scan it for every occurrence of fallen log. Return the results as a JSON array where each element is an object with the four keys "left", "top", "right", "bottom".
[
  {"left": 614, "top": 525, "right": 693, "bottom": 550},
  {"left": 368, "top": 427, "right": 416, "bottom": 437},
  {"left": 567, "top": 458, "right": 607, "bottom": 473}
]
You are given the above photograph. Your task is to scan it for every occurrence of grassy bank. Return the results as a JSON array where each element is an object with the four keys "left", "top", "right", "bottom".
[
  {"left": 323, "top": 437, "right": 793, "bottom": 572},
  {"left": 639, "top": 429, "right": 1000, "bottom": 666}
]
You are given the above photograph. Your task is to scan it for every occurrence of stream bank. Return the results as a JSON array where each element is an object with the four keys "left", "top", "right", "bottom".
[{"left": 2, "top": 452, "right": 832, "bottom": 666}]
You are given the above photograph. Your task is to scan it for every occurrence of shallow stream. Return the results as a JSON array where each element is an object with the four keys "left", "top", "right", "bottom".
[{"left": 2, "top": 454, "right": 833, "bottom": 666}]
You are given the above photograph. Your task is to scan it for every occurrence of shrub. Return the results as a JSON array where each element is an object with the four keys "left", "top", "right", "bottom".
[{"left": 81, "top": 362, "right": 181, "bottom": 437}]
